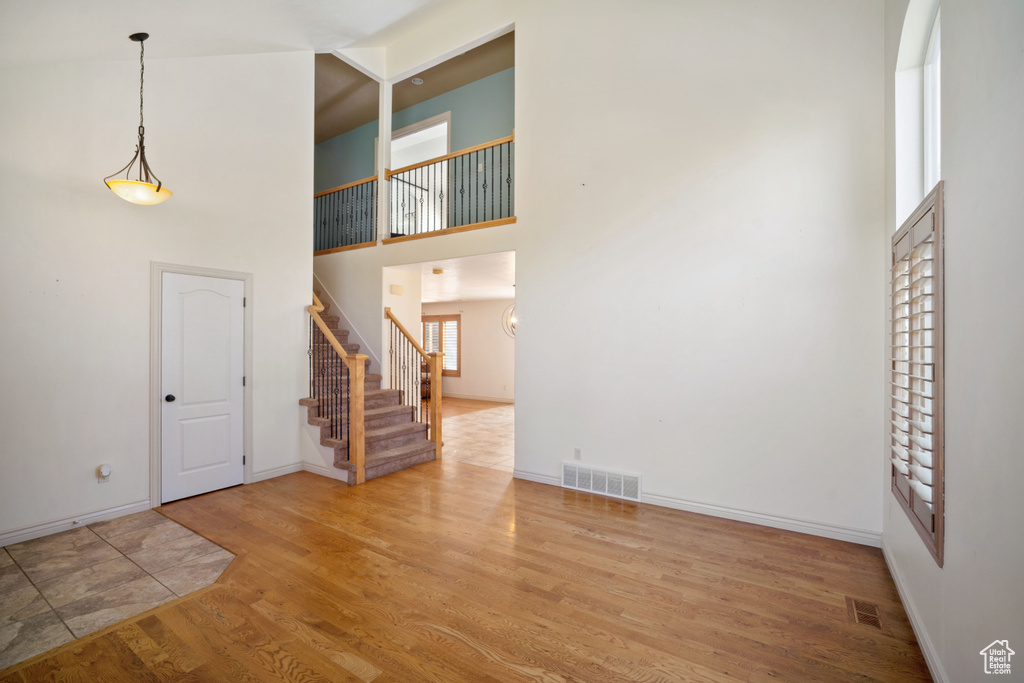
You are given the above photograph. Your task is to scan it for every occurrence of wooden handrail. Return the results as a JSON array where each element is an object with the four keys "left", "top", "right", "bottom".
[
  {"left": 386, "top": 134, "right": 515, "bottom": 179},
  {"left": 308, "top": 293, "right": 349, "bottom": 359},
  {"left": 384, "top": 307, "right": 429, "bottom": 360},
  {"left": 313, "top": 175, "right": 378, "bottom": 199}
]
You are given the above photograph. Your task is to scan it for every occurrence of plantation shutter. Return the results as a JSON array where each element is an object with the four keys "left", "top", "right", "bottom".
[
  {"left": 421, "top": 314, "right": 460, "bottom": 377},
  {"left": 442, "top": 320, "right": 459, "bottom": 372},
  {"left": 423, "top": 320, "right": 440, "bottom": 353},
  {"left": 890, "top": 181, "right": 944, "bottom": 566}
]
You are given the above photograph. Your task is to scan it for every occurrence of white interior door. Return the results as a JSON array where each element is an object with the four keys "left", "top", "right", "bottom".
[{"left": 161, "top": 273, "right": 244, "bottom": 503}]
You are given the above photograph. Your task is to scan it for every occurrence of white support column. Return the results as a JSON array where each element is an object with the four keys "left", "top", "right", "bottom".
[{"left": 377, "top": 80, "right": 393, "bottom": 244}]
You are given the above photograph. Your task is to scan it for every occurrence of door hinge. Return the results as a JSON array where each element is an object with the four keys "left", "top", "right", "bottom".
[
  {"left": 242, "top": 376, "right": 246, "bottom": 386},
  {"left": 243, "top": 297, "right": 246, "bottom": 307},
  {"left": 243, "top": 455, "right": 246, "bottom": 465}
]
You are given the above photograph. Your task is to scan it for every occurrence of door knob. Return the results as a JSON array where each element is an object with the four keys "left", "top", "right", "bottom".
[{"left": 165, "top": 394, "right": 176, "bottom": 402}]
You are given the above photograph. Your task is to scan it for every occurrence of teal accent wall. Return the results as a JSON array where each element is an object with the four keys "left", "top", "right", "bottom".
[
  {"left": 314, "top": 118, "right": 377, "bottom": 194},
  {"left": 392, "top": 67, "right": 514, "bottom": 151},
  {"left": 314, "top": 67, "right": 514, "bottom": 193}
]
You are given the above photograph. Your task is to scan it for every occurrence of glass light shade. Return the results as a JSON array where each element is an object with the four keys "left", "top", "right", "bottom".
[{"left": 105, "top": 179, "right": 172, "bottom": 205}]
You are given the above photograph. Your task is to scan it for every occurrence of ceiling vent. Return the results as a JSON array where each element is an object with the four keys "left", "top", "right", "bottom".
[{"left": 562, "top": 462, "right": 641, "bottom": 503}]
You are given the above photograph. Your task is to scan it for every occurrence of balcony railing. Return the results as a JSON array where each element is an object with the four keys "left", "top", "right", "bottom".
[
  {"left": 386, "top": 135, "right": 514, "bottom": 241},
  {"left": 314, "top": 176, "right": 377, "bottom": 254},
  {"left": 312, "top": 136, "right": 515, "bottom": 255}
]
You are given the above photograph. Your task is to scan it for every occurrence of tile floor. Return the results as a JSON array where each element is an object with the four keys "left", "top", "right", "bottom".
[
  {"left": 442, "top": 401, "right": 515, "bottom": 471},
  {"left": 0, "top": 509, "right": 234, "bottom": 670}
]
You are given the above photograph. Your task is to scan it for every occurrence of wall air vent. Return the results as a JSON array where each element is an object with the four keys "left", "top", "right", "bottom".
[{"left": 561, "top": 462, "right": 641, "bottom": 503}]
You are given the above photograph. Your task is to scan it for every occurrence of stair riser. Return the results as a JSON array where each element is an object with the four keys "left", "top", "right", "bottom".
[
  {"left": 307, "top": 382, "right": 384, "bottom": 397},
  {"left": 365, "top": 391, "right": 400, "bottom": 409},
  {"left": 310, "top": 363, "right": 373, "bottom": 376},
  {"left": 303, "top": 392, "right": 397, "bottom": 423},
  {"left": 365, "top": 410, "right": 417, "bottom": 431},
  {"left": 366, "top": 428, "right": 428, "bottom": 455},
  {"left": 366, "top": 449, "right": 436, "bottom": 481},
  {"left": 312, "top": 343, "right": 359, "bottom": 355},
  {"left": 336, "top": 448, "right": 436, "bottom": 481},
  {"left": 313, "top": 327, "right": 349, "bottom": 339}
]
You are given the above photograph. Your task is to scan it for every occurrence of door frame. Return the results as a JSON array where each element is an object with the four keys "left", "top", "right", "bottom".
[{"left": 150, "top": 262, "right": 254, "bottom": 506}]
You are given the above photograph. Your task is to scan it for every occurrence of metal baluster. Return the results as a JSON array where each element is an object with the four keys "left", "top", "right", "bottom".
[
  {"left": 349, "top": 186, "right": 355, "bottom": 245},
  {"left": 507, "top": 143, "right": 513, "bottom": 217},
  {"left": 341, "top": 358, "right": 348, "bottom": 444},
  {"left": 365, "top": 182, "right": 370, "bottom": 243},
  {"left": 418, "top": 167, "right": 425, "bottom": 233},
  {"left": 316, "top": 328, "right": 322, "bottom": 417}
]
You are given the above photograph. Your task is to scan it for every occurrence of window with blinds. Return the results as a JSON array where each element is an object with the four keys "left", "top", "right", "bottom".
[
  {"left": 422, "top": 314, "right": 461, "bottom": 377},
  {"left": 890, "top": 181, "right": 944, "bottom": 566}
]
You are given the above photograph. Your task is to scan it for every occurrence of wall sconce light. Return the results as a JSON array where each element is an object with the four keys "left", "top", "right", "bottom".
[
  {"left": 502, "top": 303, "right": 517, "bottom": 339},
  {"left": 104, "top": 33, "right": 172, "bottom": 205}
]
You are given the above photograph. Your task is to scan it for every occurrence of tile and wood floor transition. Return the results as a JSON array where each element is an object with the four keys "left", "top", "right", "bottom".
[
  {"left": 0, "top": 442, "right": 931, "bottom": 680},
  {"left": 0, "top": 509, "right": 234, "bottom": 670}
]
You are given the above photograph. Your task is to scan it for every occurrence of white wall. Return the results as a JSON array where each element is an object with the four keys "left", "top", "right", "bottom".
[
  {"left": 0, "top": 50, "right": 313, "bottom": 536},
  {"left": 882, "top": 2, "right": 1024, "bottom": 681},
  {"left": 316, "top": 0, "right": 887, "bottom": 544},
  {"left": 381, "top": 264, "right": 423, "bottom": 387},
  {"left": 422, "top": 299, "right": 515, "bottom": 402}
]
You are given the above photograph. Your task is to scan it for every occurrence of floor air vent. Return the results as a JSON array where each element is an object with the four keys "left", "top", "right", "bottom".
[
  {"left": 846, "top": 597, "right": 883, "bottom": 630},
  {"left": 562, "top": 462, "right": 641, "bottom": 502}
]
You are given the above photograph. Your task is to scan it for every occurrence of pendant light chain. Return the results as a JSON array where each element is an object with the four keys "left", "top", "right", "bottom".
[{"left": 138, "top": 38, "right": 145, "bottom": 138}]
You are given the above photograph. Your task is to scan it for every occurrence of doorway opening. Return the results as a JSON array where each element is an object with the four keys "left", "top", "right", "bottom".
[{"left": 382, "top": 251, "right": 515, "bottom": 474}]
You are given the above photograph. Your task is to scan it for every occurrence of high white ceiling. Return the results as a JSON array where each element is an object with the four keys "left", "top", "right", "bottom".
[
  {"left": 0, "top": 0, "right": 460, "bottom": 65},
  {"left": 419, "top": 251, "right": 515, "bottom": 303}
]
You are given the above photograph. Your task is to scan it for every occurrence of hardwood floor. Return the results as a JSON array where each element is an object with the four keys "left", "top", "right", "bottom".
[{"left": 0, "top": 464, "right": 931, "bottom": 682}]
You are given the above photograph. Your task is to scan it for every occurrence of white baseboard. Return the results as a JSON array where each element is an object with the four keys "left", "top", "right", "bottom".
[
  {"left": 302, "top": 461, "right": 351, "bottom": 482},
  {"left": 0, "top": 500, "right": 152, "bottom": 547},
  {"left": 510, "top": 472, "right": 880, "bottom": 547},
  {"left": 445, "top": 393, "right": 515, "bottom": 404},
  {"left": 881, "top": 540, "right": 946, "bottom": 683},
  {"left": 251, "top": 463, "right": 304, "bottom": 482},
  {"left": 642, "top": 491, "right": 881, "bottom": 547},
  {"left": 513, "top": 469, "right": 560, "bottom": 486}
]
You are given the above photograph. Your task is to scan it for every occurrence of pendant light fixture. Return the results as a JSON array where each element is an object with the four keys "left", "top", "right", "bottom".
[{"left": 104, "top": 33, "right": 172, "bottom": 205}]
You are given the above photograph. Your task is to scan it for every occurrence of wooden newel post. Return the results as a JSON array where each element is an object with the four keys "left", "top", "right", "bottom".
[
  {"left": 428, "top": 351, "right": 443, "bottom": 459},
  {"left": 346, "top": 354, "right": 368, "bottom": 484}
]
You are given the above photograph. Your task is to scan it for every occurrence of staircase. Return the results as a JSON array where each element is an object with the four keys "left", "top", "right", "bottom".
[{"left": 299, "top": 294, "right": 437, "bottom": 484}]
